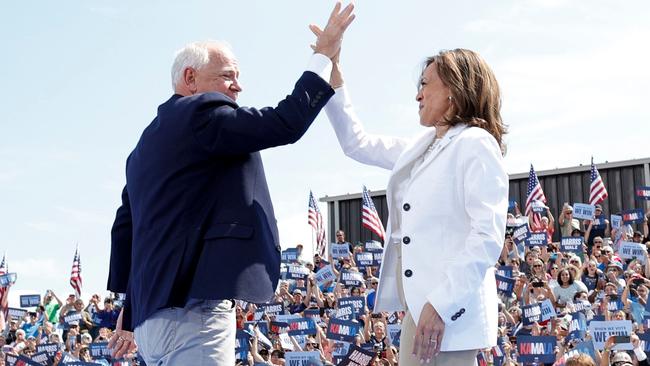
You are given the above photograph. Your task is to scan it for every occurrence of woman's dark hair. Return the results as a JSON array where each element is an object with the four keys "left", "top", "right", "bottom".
[
  {"left": 558, "top": 269, "right": 575, "bottom": 286},
  {"left": 424, "top": 49, "right": 507, "bottom": 153}
]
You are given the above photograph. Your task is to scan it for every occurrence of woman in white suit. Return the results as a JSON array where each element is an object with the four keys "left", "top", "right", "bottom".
[{"left": 319, "top": 45, "right": 508, "bottom": 366}]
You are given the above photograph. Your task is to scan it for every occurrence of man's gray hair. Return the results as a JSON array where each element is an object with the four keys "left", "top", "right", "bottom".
[{"left": 171, "top": 40, "right": 233, "bottom": 91}]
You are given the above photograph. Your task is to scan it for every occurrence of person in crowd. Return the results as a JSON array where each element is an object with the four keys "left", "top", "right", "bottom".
[
  {"left": 335, "top": 229, "right": 354, "bottom": 253},
  {"left": 553, "top": 269, "right": 588, "bottom": 308},
  {"left": 319, "top": 36, "right": 508, "bottom": 363},
  {"left": 559, "top": 204, "right": 581, "bottom": 237},
  {"left": 106, "top": 4, "right": 355, "bottom": 364},
  {"left": 42, "top": 290, "right": 63, "bottom": 325}
]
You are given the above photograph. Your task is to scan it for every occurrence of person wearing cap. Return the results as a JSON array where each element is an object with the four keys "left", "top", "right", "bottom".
[
  {"left": 584, "top": 204, "right": 610, "bottom": 249},
  {"left": 633, "top": 230, "right": 645, "bottom": 244},
  {"left": 602, "top": 333, "right": 650, "bottom": 366},
  {"left": 559, "top": 203, "right": 581, "bottom": 238},
  {"left": 288, "top": 284, "right": 311, "bottom": 315},
  {"left": 605, "top": 261, "right": 626, "bottom": 290},
  {"left": 597, "top": 246, "right": 616, "bottom": 272}
]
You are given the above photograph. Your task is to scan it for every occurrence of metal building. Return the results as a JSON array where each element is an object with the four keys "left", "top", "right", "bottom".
[{"left": 320, "top": 157, "right": 650, "bottom": 244}]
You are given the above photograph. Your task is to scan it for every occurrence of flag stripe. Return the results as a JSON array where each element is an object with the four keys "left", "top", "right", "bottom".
[{"left": 362, "top": 186, "right": 386, "bottom": 241}]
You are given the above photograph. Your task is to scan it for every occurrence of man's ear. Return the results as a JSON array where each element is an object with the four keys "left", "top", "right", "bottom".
[{"left": 184, "top": 68, "right": 198, "bottom": 94}]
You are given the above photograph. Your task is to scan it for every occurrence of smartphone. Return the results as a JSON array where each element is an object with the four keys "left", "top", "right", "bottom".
[
  {"left": 371, "top": 313, "right": 382, "bottom": 318},
  {"left": 601, "top": 250, "right": 607, "bottom": 255},
  {"left": 532, "top": 282, "right": 545, "bottom": 288},
  {"left": 609, "top": 294, "right": 619, "bottom": 301},
  {"left": 613, "top": 335, "right": 631, "bottom": 343},
  {"left": 633, "top": 278, "right": 645, "bottom": 286}
]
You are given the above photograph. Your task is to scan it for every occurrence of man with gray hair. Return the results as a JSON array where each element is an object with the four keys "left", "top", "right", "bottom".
[{"left": 107, "top": 3, "right": 355, "bottom": 365}]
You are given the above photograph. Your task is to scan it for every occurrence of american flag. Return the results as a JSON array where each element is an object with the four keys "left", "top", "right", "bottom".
[
  {"left": 0, "top": 254, "right": 8, "bottom": 317},
  {"left": 362, "top": 185, "right": 386, "bottom": 241},
  {"left": 525, "top": 165, "right": 547, "bottom": 227},
  {"left": 308, "top": 191, "right": 327, "bottom": 258},
  {"left": 589, "top": 157, "right": 608, "bottom": 206},
  {"left": 70, "top": 248, "right": 82, "bottom": 298}
]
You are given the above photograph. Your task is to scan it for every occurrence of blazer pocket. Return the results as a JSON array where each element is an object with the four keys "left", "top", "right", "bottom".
[{"left": 203, "top": 223, "right": 254, "bottom": 240}]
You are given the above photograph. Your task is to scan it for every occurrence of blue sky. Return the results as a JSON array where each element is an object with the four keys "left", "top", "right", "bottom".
[{"left": 1, "top": 0, "right": 649, "bottom": 306}]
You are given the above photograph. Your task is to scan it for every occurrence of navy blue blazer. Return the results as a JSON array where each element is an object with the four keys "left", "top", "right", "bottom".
[{"left": 108, "top": 71, "right": 333, "bottom": 331}]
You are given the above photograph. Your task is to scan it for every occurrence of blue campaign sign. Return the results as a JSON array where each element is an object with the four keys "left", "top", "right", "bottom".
[
  {"left": 270, "top": 321, "right": 289, "bottom": 334},
  {"left": 30, "top": 351, "right": 50, "bottom": 365},
  {"left": 512, "top": 224, "right": 530, "bottom": 245},
  {"left": 607, "top": 298, "right": 624, "bottom": 312},
  {"left": 256, "top": 302, "right": 284, "bottom": 317},
  {"left": 495, "top": 274, "right": 514, "bottom": 297},
  {"left": 531, "top": 200, "right": 546, "bottom": 213},
  {"left": 338, "top": 345, "right": 375, "bottom": 366},
  {"left": 89, "top": 342, "right": 111, "bottom": 360},
  {"left": 36, "top": 342, "right": 61, "bottom": 357},
  {"left": 334, "top": 304, "right": 355, "bottom": 321},
  {"left": 567, "top": 312, "right": 586, "bottom": 341},
  {"left": 638, "top": 332, "right": 650, "bottom": 352},
  {"left": 636, "top": 186, "right": 650, "bottom": 200},
  {"left": 521, "top": 303, "right": 542, "bottom": 326},
  {"left": 508, "top": 200, "right": 517, "bottom": 210},
  {"left": 516, "top": 335, "right": 557, "bottom": 364},
  {"left": 338, "top": 297, "right": 365, "bottom": 319},
  {"left": 364, "top": 241, "right": 383, "bottom": 253},
  {"left": 592, "top": 214, "right": 607, "bottom": 229},
  {"left": 340, "top": 270, "right": 364, "bottom": 287},
  {"left": 281, "top": 248, "right": 299, "bottom": 263},
  {"left": 326, "top": 318, "right": 361, "bottom": 343},
  {"left": 286, "top": 264, "right": 310, "bottom": 280},
  {"left": 20, "top": 294, "right": 41, "bottom": 307},
  {"left": 0, "top": 273, "right": 17, "bottom": 287},
  {"left": 7, "top": 307, "right": 27, "bottom": 320},
  {"left": 622, "top": 208, "right": 646, "bottom": 224},
  {"left": 573, "top": 203, "right": 595, "bottom": 220},
  {"left": 287, "top": 317, "right": 317, "bottom": 336},
  {"left": 560, "top": 237, "right": 583, "bottom": 255},
  {"left": 611, "top": 214, "right": 623, "bottom": 229},
  {"left": 495, "top": 266, "right": 513, "bottom": 278},
  {"left": 244, "top": 321, "right": 270, "bottom": 337},
  {"left": 235, "top": 330, "right": 250, "bottom": 360},
  {"left": 355, "top": 252, "right": 374, "bottom": 268},
  {"left": 525, "top": 232, "right": 548, "bottom": 247}
]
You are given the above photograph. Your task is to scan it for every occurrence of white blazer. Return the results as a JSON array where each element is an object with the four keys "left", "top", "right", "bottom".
[{"left": 324, "top": 87, "right": 508, "bottom": 351}]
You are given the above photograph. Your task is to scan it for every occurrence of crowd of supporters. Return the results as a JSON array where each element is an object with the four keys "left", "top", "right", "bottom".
[{"left": 2, "top": 205, "right": 650, "bottom": 365}]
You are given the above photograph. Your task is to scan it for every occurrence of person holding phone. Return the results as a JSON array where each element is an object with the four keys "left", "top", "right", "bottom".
[{"left": 553, "top": 269, "right": 588, "bottom": 307}]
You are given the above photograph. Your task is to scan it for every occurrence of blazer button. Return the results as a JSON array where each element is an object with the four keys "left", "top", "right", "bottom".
[
  {"left": 451, "top": 315, "right": 458, "bottom": 321},
  {"left": 460, "top": 308, "right": 466, "bottom": 314},
  {"left": 402, "top": 236, "right": 410, "bottom": 244},
  {"left": 404, "top": 269, "right": 413, "bottom": 277},
  {"left": 403, "top": 203, "right": 410, "bottom": 211}
]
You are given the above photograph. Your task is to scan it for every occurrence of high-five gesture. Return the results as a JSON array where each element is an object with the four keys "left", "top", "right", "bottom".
[{"left": 310, "top": 2, "right": 355, "bottom": 59}]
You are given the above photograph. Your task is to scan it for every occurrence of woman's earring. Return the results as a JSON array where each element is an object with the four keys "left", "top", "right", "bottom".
[{"left": 447, "top": 96, "right": 452, "bottom": 101}]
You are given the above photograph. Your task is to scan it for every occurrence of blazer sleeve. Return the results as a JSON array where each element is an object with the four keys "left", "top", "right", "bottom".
[
  {"left": 324, "top": 86, "right": 408, "bottom": 170},
  {"left": 108, "top": 185, "right": 132, "bottom": 294},
  {"left": 191, "top": 71, "right": 334, "bottom": 156},
  {"left": 425, "top": 132, "right": 508, "bottom": 322}
]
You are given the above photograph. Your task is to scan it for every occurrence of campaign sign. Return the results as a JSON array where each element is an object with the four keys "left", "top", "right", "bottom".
[
  {"left": 7, "top": 307, "right": 27, "bottom": 320},
  {"left": 622, "top": 208, "right": 645, "bottom": 224},
  {"left": 256, "top": 302, "right": 284, "bottom": 317},
  {"left": 355, "top": 252, "right": 374, "bottom": 268},
  {"left": 334, "top": 304, "right": 355, "bottom": 321},
  {"left": 0, "top": 273, "right": 17, "bottom": 287},
  {"left": 539, "top": 299, "right": 556, "bottom": 321},
  {"left": 36, "top": 342, "right": 60, "bottom": 357},
  {"left": 508, "top": 200, "right": 517, "bottom": 210},
  {"left": 286, "top": 265, "right": 310, "bottom": 280},
  {"left": 569, "top": 300, "right": 592, "bottom": 314},
  {"left": 5, "top": 354, "right": 42, "bottom": 366},
  {"left": 340, "top": 270, "right": 364, "bottom": 287},
  {"left": 386, "top": 324, "right": 401, "bottom": 348},
  {"left": 495, "top": 266, "right": 513, "bottom": 278},
  {"left": 588, "top": 320, "right": 633, "bottom": 350},
  {"left": 592, "top": 214, "right": 607, "bottom": 229},
  {"left": 332, "top": 341, "right": 352, "bottom": 357},
  {"left": 630, "top": 301, "right": 645, "bottom": 324},
  {"left": 284, "top": 351, "right": 322, "bottom": 366},
  {"left": 637, "top": 186, "right": 650, "bottom": 200},
  {"left": 387, "top": 312, "right": 399, "bottom": 325},
  {"left": 573, "top": 203, "right": 595, "bottom": 220},
  {"left": 338, "top": 297, "right": 365, "bottom": 319},
  {"left": 88, "top": 342, "right": 111, "bottom": 360},
  {"left": 287, "top": 317, "right": 317, "bottom": 336},
  {"left": 20, "top": 294, "right": 41, "bottom": 307},
  {"left": 314, "top": 266, "right": 337, "bottom": 286},
  {"left": 371, "top": 252, "right": 383, "bottom": 266},
  {"left": 531, "top": 200, "right": 546, "bottom": 213},
  {"left": 282, "top": 248, "right": 299, "bottom": 264},
  {"left": 525, "top": 232, "right": 548, "bottom": 247},
  {"left": 31, "top": 351, "right": 50, "bottom": 364},
  {"left": 64, "top": 311, "right": 83, "bottom": 326},
  {"left": 244, "top": 321, "right": 270, "bottom": 339},
  {"left": 611, "top": 214, "right": 623, "bottom": 229},
  {"left": 327, "top": 318, "right": 361, "bottom": 342},
  {"left": 495, "top": 274, "right": 514, "bottom": 297},
  {"left": 607, "top": 297, "right": 624, "bottom": 312},
  {"left": 521, "top": 303, "right": 542, "bottom": 326},
  {"left": 561, "top": 340, "right": 596, "bottom": 362},
  {"left": 516, "top": 336, "right": 557, "bottom": 364},
  {"left": 235, "top": 330, "right": 251, "bottom": 360},
  {"left": 638, "top": 332, "right": 650, "bottom": 352},
  {"left": 618, "top": 241, "right": 647, "bottom": 263},
  {"left": 62, "top": 363, "right": 103, "bottom": 366},
  {"left": 506, "top": 216, "right": 527, "bottom": 228},
  {"left": 567, "top": 312, "right": 587, "bottom": 341},
  {"left": 331, "top": 244, "right": 350, "bottom": 259},
  {"left": 560, "top": 237, "right": 583, "bottom": 255},
  {"left": 338, "top": 345, "right": 375, "bottom": 366},
  {"left": 270, "top": 320, "right": 290, "bottom": 334},
  {"left": 512, "top": 224, "right": 530, "bottom": 245},
  {"left": 304, "top": 308, "right": 322, "bottom": 325},
  {"left": 364, "top": 241, "right": 383, "bottom": 253}
]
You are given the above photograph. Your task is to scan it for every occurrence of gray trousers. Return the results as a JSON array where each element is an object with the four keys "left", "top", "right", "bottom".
[{"left": 134, "top": 299, "right": 235, "bottom": 366}]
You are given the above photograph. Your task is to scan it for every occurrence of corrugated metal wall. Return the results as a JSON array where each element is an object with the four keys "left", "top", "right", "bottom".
[{"left": 322, "top": 158, "right": 650, "bottom": 244}]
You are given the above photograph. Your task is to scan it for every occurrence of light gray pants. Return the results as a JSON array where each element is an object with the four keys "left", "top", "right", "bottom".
[{"left": 134, "top": 299, "right": 235, "bottom": 366}]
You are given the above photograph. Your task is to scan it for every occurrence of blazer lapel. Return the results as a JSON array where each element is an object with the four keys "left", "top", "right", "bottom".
[{"left": 411, "top": 123, "right": 469, "bottom": 178}]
